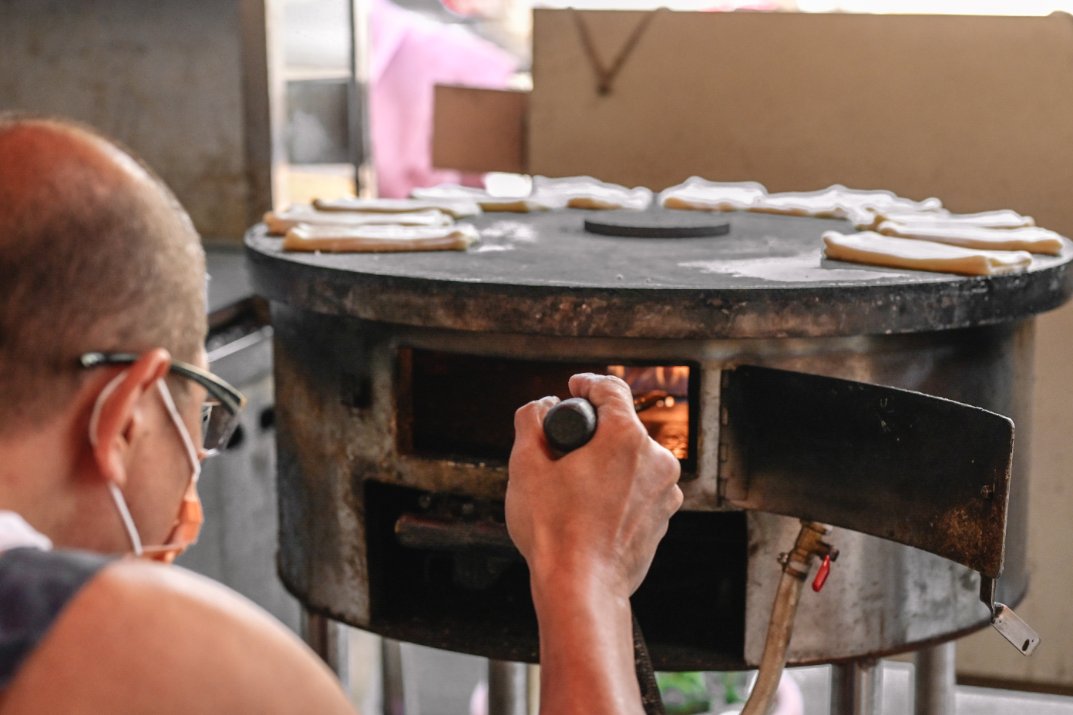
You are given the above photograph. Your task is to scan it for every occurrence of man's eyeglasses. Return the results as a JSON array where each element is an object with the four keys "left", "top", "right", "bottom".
[{"left": 80, "top": 352, "right": 247, "bottom": 457}]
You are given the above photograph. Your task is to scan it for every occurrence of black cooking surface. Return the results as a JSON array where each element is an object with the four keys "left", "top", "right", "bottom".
[{"left": 245, "top": 209, "right": 1073, "bottom": 339}]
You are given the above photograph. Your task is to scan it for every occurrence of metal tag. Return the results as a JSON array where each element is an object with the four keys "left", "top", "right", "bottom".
[{"left": 992, "top": 604, "right": 1040, "bottom": 656}]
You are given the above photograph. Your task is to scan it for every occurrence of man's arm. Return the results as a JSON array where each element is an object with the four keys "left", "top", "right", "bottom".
[
  {"left": 2, "top": 560, "right": 356, "bottom": 715},
  {"left": 506, "top": 373, "right": 683, "bottom": 715}
]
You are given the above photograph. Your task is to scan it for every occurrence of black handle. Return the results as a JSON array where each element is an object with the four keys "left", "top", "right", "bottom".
[{"left": 542, "top": 397, "right": 598, "bottom": 456}]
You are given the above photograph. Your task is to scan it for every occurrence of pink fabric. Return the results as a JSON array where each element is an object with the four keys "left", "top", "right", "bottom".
[{"left": 370, "top": 0, "right": 517, "bottom": 198}]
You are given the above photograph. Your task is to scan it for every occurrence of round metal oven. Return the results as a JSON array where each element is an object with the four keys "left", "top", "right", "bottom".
[{"left": 245, "top": 210, "right": 1073, "bottom": 670}]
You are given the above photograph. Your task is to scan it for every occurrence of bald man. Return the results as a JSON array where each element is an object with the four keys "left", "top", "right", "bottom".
[{"left": 0, "top": 114, "right": 681, "bottom": 715}]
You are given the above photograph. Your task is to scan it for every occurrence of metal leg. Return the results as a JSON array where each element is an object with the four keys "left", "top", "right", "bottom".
[
  {"left": 830, "top": 658, "right": 882, "bottom": 715},
  {"left": 488, "top": 660, "right": 529, "bottom": 715},
  {"left": 527, "top": 664, "right": 541, "bottom": 714},
  {"left": 380, "top": 638, "right": 407, "bottom": 715},
  {"left": 914, "top": 642, "right": 956, "bottom": 715},
  {"left": 301, "top": 607, "right": 350, "bottom": 692}
]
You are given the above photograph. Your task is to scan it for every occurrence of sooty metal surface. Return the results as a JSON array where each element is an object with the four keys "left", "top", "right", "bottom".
[
  {"left": 245, "top": 210, "right": 1073, "bottom": 338},
  {"left": 246, "top": 209, "right": 1071, "bottom": 668},
  {"left": 264, "top": 309, "right": 1036, "bottom": 667}
]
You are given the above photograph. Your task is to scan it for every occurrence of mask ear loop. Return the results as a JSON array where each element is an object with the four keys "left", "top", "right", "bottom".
[
  {"left": 107, "top": 484, "right": 144, "bottom": 556},
  {"left": 156, "top": 380, "right": 202, "bottom": 485},
  {"left": 153, "top": 379, "right": 204, "bottom": 559},
  {"left": 88, "top": 371, "right": 144, "bottom": 556}
]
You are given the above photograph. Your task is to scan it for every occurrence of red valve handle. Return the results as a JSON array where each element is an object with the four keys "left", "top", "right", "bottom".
[{"left": 812, "top": 554, "right": 832, "bottom": 592}]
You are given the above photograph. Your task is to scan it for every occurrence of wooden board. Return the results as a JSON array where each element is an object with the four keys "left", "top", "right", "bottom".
[{"left": 530, "top": 10, "right": 1073, "bottom": 236}]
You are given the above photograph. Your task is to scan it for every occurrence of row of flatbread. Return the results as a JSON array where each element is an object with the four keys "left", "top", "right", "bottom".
[
  {"left": 826, "top": 205, "right": 1064, "bottom": 277},
  {"left": 413, "top": 175, "right": 1066, "bottom": 276},
  {"left": 264, "top": 175, "right": 1068, "bottom": 268},
  {"left": 657, "top": 177, "right": 1066, "bottom": 276},
  {"left": 263, "top": 176, "right": 653, "bottom": 252},
  {"left": 412, "top": 176, "right": 653, "bottom": 212},
  {"left": 263, "top": 200, "right": 480, "bottom": 253}
]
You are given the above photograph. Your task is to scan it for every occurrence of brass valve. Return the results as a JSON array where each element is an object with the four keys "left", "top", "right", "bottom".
[{"left": 778, "top": 520, "right": 839, "bottom": 587}]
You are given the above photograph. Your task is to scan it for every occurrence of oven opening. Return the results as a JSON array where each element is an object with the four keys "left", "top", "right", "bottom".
[
  {"left": 397, "top": 348, "right": 698, "bottom": 472},
  {"left": 365, "top": 480, "right": 748, "bottom": 668}
]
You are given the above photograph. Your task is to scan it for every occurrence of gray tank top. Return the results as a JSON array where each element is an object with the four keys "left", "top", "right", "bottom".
[{"left": 0, "top": 547, "right": 112, "bottom": 688}]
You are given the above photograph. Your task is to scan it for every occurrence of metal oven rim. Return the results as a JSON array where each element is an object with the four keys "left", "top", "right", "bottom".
[{"left": 244, "top": 215, "right": 1073, "bottom": 340}]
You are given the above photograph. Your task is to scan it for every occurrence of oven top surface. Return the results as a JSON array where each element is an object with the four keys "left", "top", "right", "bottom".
[{"left": 245, "top": 209, "right": 1073, "bottom": 338}]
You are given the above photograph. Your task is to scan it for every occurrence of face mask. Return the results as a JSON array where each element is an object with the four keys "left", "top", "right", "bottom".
[{"left": 89, "top": 372, "right": 203, "bottom": 563}]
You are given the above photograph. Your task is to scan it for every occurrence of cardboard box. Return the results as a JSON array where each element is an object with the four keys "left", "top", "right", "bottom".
[
  {"left": 529, "top": 10, "right": 1073, "bottom": 235},
  {"left": 432, "top": 84, "right": 527, "bottom": 174}
]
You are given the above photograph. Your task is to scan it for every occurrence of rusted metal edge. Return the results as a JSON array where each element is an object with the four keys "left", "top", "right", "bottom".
[{"left": 245, "top": 228, "right": 1073, "bottom": 340}]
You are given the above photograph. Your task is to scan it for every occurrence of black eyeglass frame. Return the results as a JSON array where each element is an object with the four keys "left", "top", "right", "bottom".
[{"left": 79, "top": 351, "right": 247, "bottom": 453}]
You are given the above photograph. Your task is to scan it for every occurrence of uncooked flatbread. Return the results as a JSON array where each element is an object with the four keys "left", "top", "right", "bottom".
[
  {"left": 752, "top": 185, "right": 943, "bottom": 227},
  {"left": 822, "top": 231, "right": 1032, "bottom": 276},
  {"left": 872, "top": 208, "right": 1034, "bottom": 230},
  {"left": 750, "top": 188, "right": 858, "bottom": 220},
  {"left": 826, "top": 186, "right": 942, "bottom": 219},
  {"left": 876, "top": 221, "right": 1064, "bottom": 255},
  {"left": 264, "top": 205, "right": 452, "bottom": 235},
  {"left": 312, "top": 197, "right": 482, "bottom": 219},
  {"left": 659, "top": 177, "right": 767, "bottom": 211},
  {"left": 411, "top": 184, "right": 554, "bottom": 213},
  {"left": 530, "top": 175, "right": 653, "bottom": 210},
  {"left": 283, "top": 223, "right": 479, "bottom": 253}
]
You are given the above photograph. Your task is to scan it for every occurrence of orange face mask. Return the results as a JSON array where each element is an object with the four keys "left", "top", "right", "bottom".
[
  {"left": 92, "top": 373, "right": 204, "bottom": 563},
  {"left": 139, "top": 478, "right": 204, "bottom": 564}
]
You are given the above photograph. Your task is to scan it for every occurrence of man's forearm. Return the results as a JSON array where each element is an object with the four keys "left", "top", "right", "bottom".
[{"left": 531, "top": 568, "right": 644, "bottom": 715}]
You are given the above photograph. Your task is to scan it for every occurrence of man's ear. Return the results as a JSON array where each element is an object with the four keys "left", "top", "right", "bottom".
[{"left": 88, "top": 348, "right": 172, "bottom": 487}]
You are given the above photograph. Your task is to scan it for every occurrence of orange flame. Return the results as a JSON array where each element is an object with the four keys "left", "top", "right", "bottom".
[{"left": 608, "top": 365, "right": 690, "bottom": 396}]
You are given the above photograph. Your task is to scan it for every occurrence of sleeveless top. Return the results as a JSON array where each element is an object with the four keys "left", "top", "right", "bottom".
[{"left": 0, "top": 513, "right": 113, "bottom": 689}]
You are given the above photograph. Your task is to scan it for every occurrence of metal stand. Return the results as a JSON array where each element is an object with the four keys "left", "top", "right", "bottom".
[
  {"left": 830, "top": 658, "right": 882, "bottom": 715},
  {"left": 914, "top": 642, "right": 956, "bottom": 715},
  {"left": 381, "top": 639, "right": 407, "bottom": 715},
  {"left": 301, "top": 608, "right": 350, "bottom": 692},
  {"left": 488, "top": 660, "right": 529, "bottom": 715}
]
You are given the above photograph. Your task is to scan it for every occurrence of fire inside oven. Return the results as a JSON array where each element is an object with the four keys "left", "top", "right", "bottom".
[{"left": 398, "top": 348, "right": 697, "bottom": 470}]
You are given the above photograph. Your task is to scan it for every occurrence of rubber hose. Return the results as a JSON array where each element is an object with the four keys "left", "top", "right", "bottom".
[{"left": 740, "top": 567, "right": 806, "bottom": 715}]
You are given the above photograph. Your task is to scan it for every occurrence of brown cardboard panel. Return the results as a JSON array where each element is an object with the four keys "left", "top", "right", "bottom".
[
  {"left": 432, "top": 85, "right": 527, "bottom": 174},
  {"left": 530, "top": 10, "right": 1073, "bottom": 236}
]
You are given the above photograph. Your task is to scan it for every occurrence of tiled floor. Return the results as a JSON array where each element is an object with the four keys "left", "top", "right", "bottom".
[{"left": 347, "top": 631, "right": 1073, "bottom": 715}]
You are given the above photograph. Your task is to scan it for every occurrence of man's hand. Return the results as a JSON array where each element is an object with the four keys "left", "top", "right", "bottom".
[
  {"left": 506, "top": 372, "right": 683, "bottom": 599},
  {"left": 506, "top": 373, "right": 683, "bottom": 715}
]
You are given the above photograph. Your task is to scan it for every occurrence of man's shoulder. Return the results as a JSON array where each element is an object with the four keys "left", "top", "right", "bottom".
[
  {"left": 2, "top": 558, "right": 355, "bottom": 714},
  {"left": 86, "top": 557, "right": 285, "bottom": 630}
]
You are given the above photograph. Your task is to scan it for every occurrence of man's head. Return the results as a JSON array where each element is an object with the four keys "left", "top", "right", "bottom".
[
  {"left": 0, "top": 114, "right": 212, "bottom": 554},
  {"left": 0, "top": 114, "right": 207, "bottom": 435}
]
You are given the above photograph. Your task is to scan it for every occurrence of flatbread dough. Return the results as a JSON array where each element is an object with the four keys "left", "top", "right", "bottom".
[
  {"left": 750, "top": 188, "right": 860, "bottom": 221},
  {"left": 264, "top": 206, "right": 452, "bottom": 235},
  {"left": 876, "top": 221, "right": 1064, "bottom": 255},
  {"left": 312, "top": 197, "right": 482, "bottom": 219},
  {"left": 751, "top": 185, "right": 943, "bottom": 227},
  {"left": 822, "top": 231, "right": 1032, "bottom": 276},
  {"left": 411, "top": 184, "right": 554, "bottom": 213},
  {"left": 871, "top": 208, "right": 1034, "bottom": 230},
  {"left": 659, "top": 177, "right": 768, "bottom": 211},
  {"left": 283, "top": 223, "right": 479, "bottom": 253},
  {"left": 530, "top": 175, "right": 653, "bottom": 211}
]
